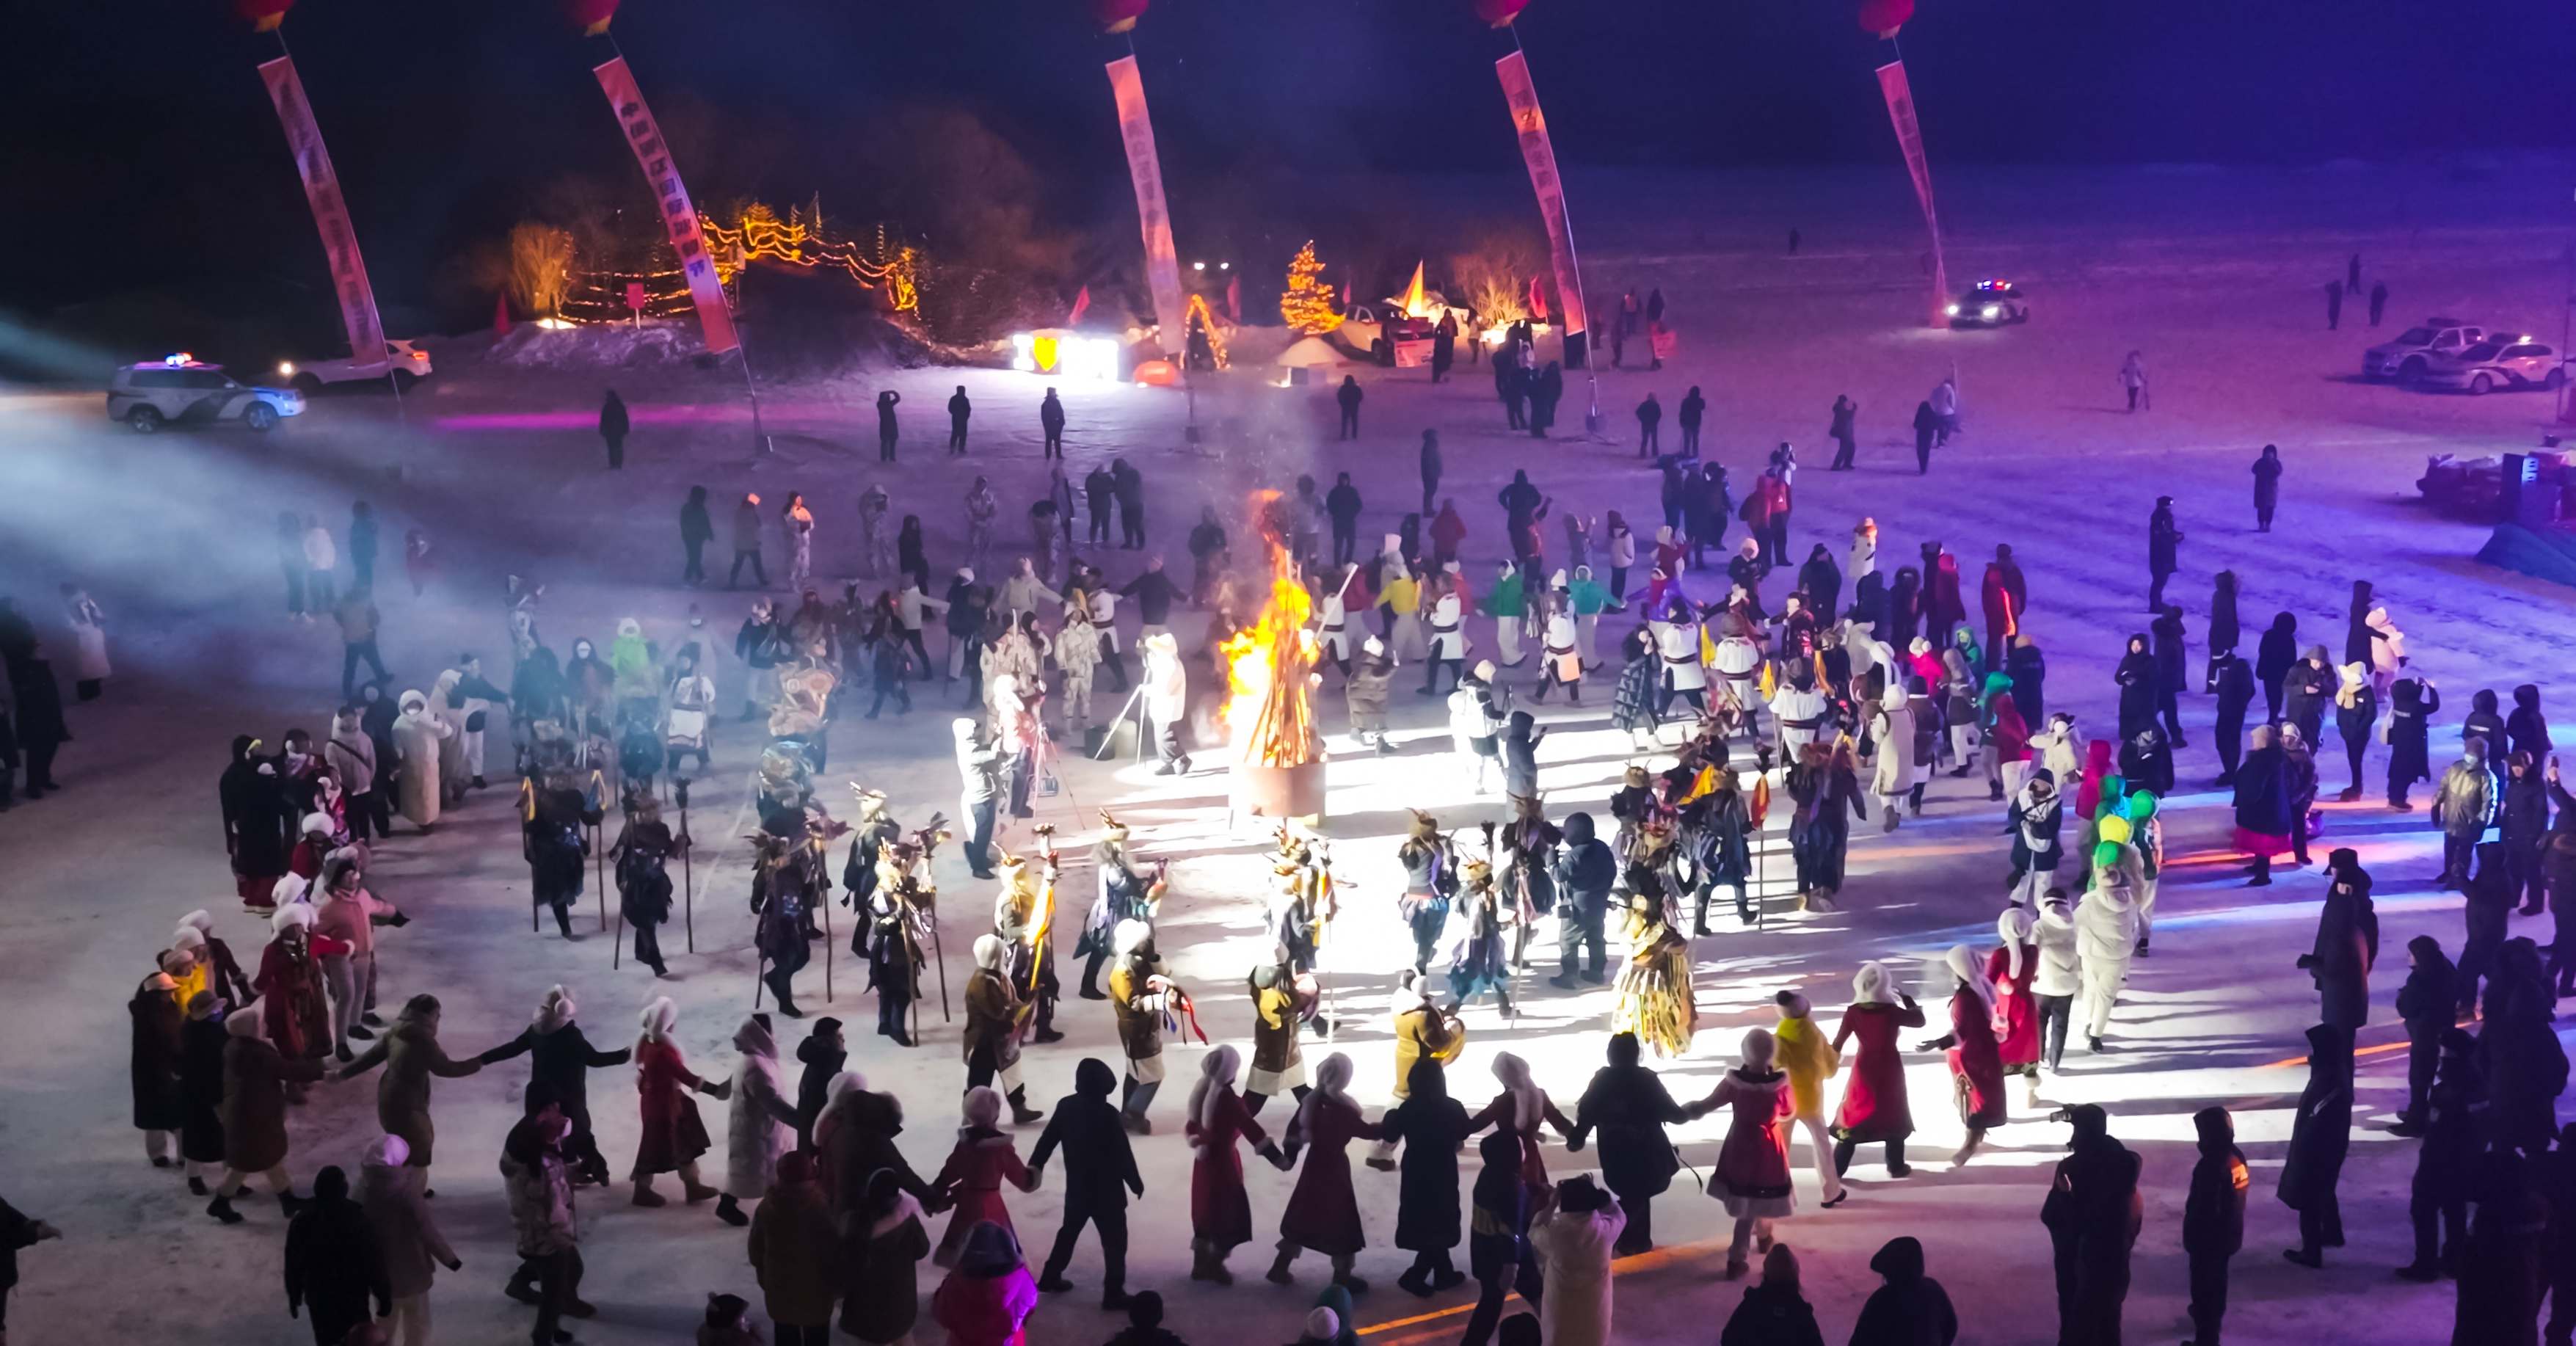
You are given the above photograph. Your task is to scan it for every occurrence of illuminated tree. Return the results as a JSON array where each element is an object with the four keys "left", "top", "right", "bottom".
[
  {"left": 1278, "top": 239, "right": 1342, "bottom": 335},
  {"left": 507, "top": 222, "right": 577, "bottom": 319}
]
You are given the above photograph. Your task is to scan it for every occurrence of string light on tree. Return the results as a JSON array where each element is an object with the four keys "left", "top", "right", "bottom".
[{"left": 1278, "top": 239, "right": 1342, "bottom": 335}]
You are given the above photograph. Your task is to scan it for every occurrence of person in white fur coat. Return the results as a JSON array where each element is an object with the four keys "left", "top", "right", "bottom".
[
  {"left": 390, "top": 691, "right": 451, "bottom": 831},
  {"left": 719, "top": 1014, "right": 800, "bottom": 1230},
  {"left": 2074, "top": 852, "right": 2144, "bottom": 1054},
  {"left": 1528, "top": 1174, "right": 1627, "bottom": 1346},
  {"left": 2032, "top": 890, "right": 2084, "bottom": 1077}
]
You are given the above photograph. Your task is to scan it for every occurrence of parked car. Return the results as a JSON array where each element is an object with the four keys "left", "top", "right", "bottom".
[
  {"left": 1332, "top": 302, "right": 1439, "bottom": 365},
  {"left": 106, "top": 355, "right": 304, "bottom": 434},
  {"left": 277, "top": 338, "right": 434, "bottom": 393},
  {"left": 1946, "top": 279, "right": 2029, "bottom": 328},
  {"left": 2418, "top": 336, "right": 2570, "bottom": 395},
  {"left": 2363, "top": 318, "right": 2484, "bottom": 382}
]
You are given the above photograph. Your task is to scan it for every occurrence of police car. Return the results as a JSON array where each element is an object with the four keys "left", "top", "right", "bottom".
[
  {"left": 106, "top": 354, "right": 305, "bottom": 433},
  {"left": 2417, "top": 335, "right": 2571, "bottom": 395},
  {"left": 1946, "top": 280, "right": 2029, "bottom": 329}
]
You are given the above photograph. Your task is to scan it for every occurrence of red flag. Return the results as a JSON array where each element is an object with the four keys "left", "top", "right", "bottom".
[
  {"left": 1068, "top": 284, "right": 1091, "bottom": 326},
  {"left": 492, "top": 291, "right": 512, "bottom": 338},
  {"left": 1225, "top": 274, "right": 1241, "bottom": 323},
  {"left": 1341, "top": 280, "right": 1352, "bottom": 307},
  {"left": 1528, "top": 274, "right": 1549, "bottom": 321}
]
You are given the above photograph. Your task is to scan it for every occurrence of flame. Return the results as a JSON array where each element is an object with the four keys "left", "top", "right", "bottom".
[{"left": 1218, "top": 507, "right": 1319, "bottom": 768}]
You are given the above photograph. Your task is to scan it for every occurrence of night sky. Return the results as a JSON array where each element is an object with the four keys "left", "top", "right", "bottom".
[{"left": 7, "top": 0, "right": 2572, "bottom": 319}]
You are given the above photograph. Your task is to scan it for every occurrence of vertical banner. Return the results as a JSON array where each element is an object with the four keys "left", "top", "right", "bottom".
[
  {"left": 1104, "top": 56, "right": 1189, "bottom": 363},
  {"left": 258, "top": 57, "right": 386, "bottom": 363},
  {"left": 1875, "top": 59, "right": 1950, "bottom": 330},
  {"left": 592, "top": 57, "right": 739, "bottom": 357},
  {"left": 1494, "top": 51, "right": 1587, "bottom": 345}
]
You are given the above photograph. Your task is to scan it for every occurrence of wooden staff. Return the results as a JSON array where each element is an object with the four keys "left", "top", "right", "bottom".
[
  {"left": 819, "top": 843, "right": 834, "bottom": 1005},
  {"left": 589, "top": 769, "right": 608, "bottom": 932},
  {"left": 677, "top": 778, "right": 694, "bottom": 954}
]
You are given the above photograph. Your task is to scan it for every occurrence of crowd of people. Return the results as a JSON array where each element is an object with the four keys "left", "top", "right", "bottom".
[{"left": 21, "top": 352, "right": 2572, "bottom": 1346}]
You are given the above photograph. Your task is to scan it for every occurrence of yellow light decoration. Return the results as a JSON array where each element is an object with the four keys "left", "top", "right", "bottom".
[
  {"left": 699, "top": 211, "right": 919, "bottom": 315},
  {"left": 1278, "top": 239, "right": 1342, "bottom": 335}
]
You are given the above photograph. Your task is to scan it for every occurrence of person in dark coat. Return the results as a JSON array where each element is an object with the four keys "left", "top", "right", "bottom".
[
  {"left": 680, "top": 486, "right": 714, "bottom": 585},
  {"left": 2279, "top": 1025, "right": 2354, "bottom": 1267},
  {"left": 2212, "top": 647, "right": 2255, "bottom": 785},
  {"left": 1378, "top": 1058, "right": 1474, "bottom": 1295},
  {"left": 2398, "top": 1029, "right": 2481, "bottom": 1281},
  {"left": 2547, "top": 759, "right": 2576, "bottom": 995},
  {"left": 875, "top": 389, "right": 901, "bottom": 462},
  {"left": 1030, "top": 1058, "right": 1146, "bottom": 1310},
  {"left": 1565, "top": 1032, "right": 1685, "bottom": 1256},
  {"left": 2388, "top": 677, "right": 2441, "bottom": 808},
  {"left": 221, "top": 735, "right": 292, "bottom": 904},
  {"left": 2539, "top": 1122, "right": 2576, "bottom": 1346},
  {"left": 131, "top": 969, "right": 185, "bottom": 1165},
  {"left": 2254, "top": 612, "right": 2298, "bottom": 724},
  {"left": 2478, "top": 947, "right": 2569, "bottom": 1157},
  {"left": 1458, "top": 1129, "right": 1541, "bottom": 1346},
  {"left": 945, "top": 385, "right": 972, "bottom": 454},
  {"left": 177, "top": 992, "right": 230, "bottom": 1193},
  {"left": 2458, "top": 859, "right": 2517, "bottom": 1019},
  {"left": 1679, "top": 387, "right": 1707, "bottom": 456},
  {"left": 2150, "top": 605, "right": 2190, "bottom": 745},
  {"left": 2040, "top": 1104, "right": 2142, "bottom": 1346},
  {"left": 2465, "top": 688, "right": 2508, "bottom": 754},
  {"left": 1848, "top": 1236, "right": 1957, "bottom": 1346},
  {"left": 2181, "top": 1106, "right": 2247, "bottom": 1346},
  {"left": 1798, "top": 545, "right": 1843, "bottom": 622},
  {"left": 2119, "top": 725, "right": 2175, "bottom": 800},
  {"left": 792, "top": 1019, "right": 845, "bottom": 1152},
  {"left": 1548, "top": 812, "right": 1616, "bottom": 989},
  {"left": 2006, "top": 635, "right": 2048, "bottom": 731},
  {"left": 2390, "top": 937, "right": 2458, "bottom": 1134},
  {"left": 0, "top": 1194, "right": 62, "bottom": 1342},
  {"left": 2114, "top": 633, "right": 2158, "bottom": 741},
  {"left": 1720, "top": 1244, "right": 1824, "bottom": 1346},
  {"left": 2252, "top": 445, "right": 2282, "bottom": 531},
  {"left": 2506, "top": 750, "right": 2555, "bottom": 915},
  {"left": 1336, "top": 376, "right": 1363, "bottom": 440},
  {"left": 477, "top": 986, "right": 631, "bottom": 1188},
  {"left": 2208, "top": 570, "right": 2242, "bottom": 677},
  {"left": 2298, "top": 849, "right": 2377, "bottom": 1047},
  {"left": 2146, "top": 496, "right": 2183, "bottom": 611},
  {"left": 2454, "top": 1147, "right": 2552, "bottom": 1346},
  {"left": 283, "top": 1165, "right": 390, "bottom": 1346},
  {"left": 1910, "top": 401, "right": 1938, "bottom": 475},
  {"left": 2510, "top": 684, "right": 2554, "bottom": 760},
  {"left": 2233, "top": 726, "right": 2294, "bottom": 885},
  {"left": 599, "top": 389, "right": 630, "bottom": 469}
]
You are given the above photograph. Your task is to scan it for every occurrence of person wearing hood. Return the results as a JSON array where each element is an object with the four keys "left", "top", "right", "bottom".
[
  {"left": 1785, "top": 739, "right": 1865, "bottom": 912},
  {"left": 2119, "top": 721, "right": 2174, "bottom": 799},
  {"left": 2251, "top": 610, "right": 2297, "bottom": 724},
  {"left": 1523, "top": 1175, "right": 1623, "bottom": 1346},
  {"left": 324, "top": 704, "right": 385, "bottom": 843},
  {"left": 1549, "top": 812, "right": 1615, "bottom": 989},
  {"left": 931, "top": 1087, "right": 1041, "bottom": 1270},
  {"left": 630, "top": 997, "right": 725, "bottom": 1209},
  {"left": 2029, "top": 890, "right": 2082, "bottom": 1082},
  {"left": 1867, "top": 684, "right": 1917, "bottom": 832},
  {"left": 1498, "top": 708, "right": 1546, "bottom": 803},
  {"left": 1105, "top": 921, "right": 1175, "bottom": 1132},
  {"left": 721, "top": 1014, "right": 801, "bottom": 1228},
  {"left": 1918, "top": 945, "right": 2008, "bottom": 1167},
  {"left": 2231, "top": 724, "right": 2294, "bottom": 886},
  {"left": 1268, "top": 1052, "right": 1381, "bottom": 1292},
  {"left": 222, "top": 736, "right": 294, "bottom": 906},
  {"left": 1830, "top": 961, "right": 1924, "bottom": 1178},
  {"left": 745, "top": 1151, "right": 837, "bottom": 1346},
  {"left": 2211, "top": 643, "right": 2256, "bottom": 785},
  {"left": 357, "top": 1135, "right": 457, "bottom": 1346},
  {"left": 253, "top": 903, "right": 343, "bottom": 1083},
  {"left": 2397, "top": 1030, "right": 2482, "bottom": 1284},
  {"left": 2181, "top": 1106, "right": 2248, "bottom": 1346},
  {"left": 1025, "top": 1060, "right": 1149, "bottom": 1312},
  {"left": 2382, "top": 674, "right": 2442, "bottom": 809},
  {"left": 207, "top": 994, "right": 324, "bottom": 1223},
  {"left": 388, "top": 692, "right": 449, "bottom": 832},
  {"left": 176, "top": 990, "right": 232, "bottom": 1192},
  {"left": 2040, "top": 1103, "right": 2142, "bottom": 1343},
  {"left": 933, "top": 1218, "right": 1039, "bottom": 1346},
  {"left": 2146, "top": 495, "right": 2183, "bottom": 611},
  {"left": 501, "top": 1090, "right": 588, "bottom": 1344},
  {"left": 1990, "top": 909, "right": 2044, "bottom": 1107},
  {"left": 478, "top": 986, "right": 630, "bottom": 1187},
  {"left": 2006, "top": 768, "right": 2065, "bottom": 912},
  {"left": 2113, "top": 633, "right": 2157, "bottom": 741},
  {"left": 1683, "top": 1029, "right": 1793, "bottom": 1278},
  {"left": 839, "top": 1163, "right": 932, "bottom": 1345},
  {"left": 1849, "top": 1236, "right": 1957, "bottom": 1346},
  {"left": 1184, "top": 1044, "right": 1290, "bottom": 1284},
  {"left": 336, "top": 993, "right": 481, "bottom": 1194},
  {"left": 2503, "top": 749, "right": 2553, "bottom": 915},
  {"left": 1564, "top": 1031, "right": 1689, "bottom": 1256},
  {"left": 130, "top": 962, "right": 186, "bottom": 1167},
  {"left": 2149, "top": 603, "right": 2191, "bottom": 746},
  {"left": 282, "top": 1164, "right": 390, "bottom": 1345},
  {"left": 965, "top": 928, "right": 1046, "bottom": 1124},
  {"left": 1370, "top": 1056, "right": 1473, "bottom": 1296},
  {"left": 2282, "top": 645, "right": 2333, "bottom": 749},
  {"left": 2280, "top": 1025, "right": 2354, "bottom": 1267},
  {"left": 2076, "top": 856, "right": 2142, "bottom": 1052},
  {"left": 2386, "top": 936, "right": 2460, "bottom": 1137},
  {"left": 790, "top": 1019, "right": 844, "bottom": 1152},
  {"left": 609, "top": 790, "right": 683, "bottom": 977},
  {"left": 315, "top": 852, "right": 402, "bottom": 1061},
  {"left": 2326, "top": 661, "right": 2379, "bottom": 801},
  {"left": 2434, "top": 737, "right": 2502, "bottom": 890}
]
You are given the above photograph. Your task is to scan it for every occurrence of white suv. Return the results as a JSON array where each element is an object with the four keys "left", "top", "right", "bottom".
[
  {"left": 2363, "top": 319, "right": 2484, "bottom": 382},
  {"left": 278, "top": 338, "right": 434, "bottom": 393},
  {"left": 106, "top": 356, "right": 305, "bottom": 433}
]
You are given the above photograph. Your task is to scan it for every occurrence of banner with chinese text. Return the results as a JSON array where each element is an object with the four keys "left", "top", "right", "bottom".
[
  {"left": 592, "top": 57, "right": 739, "bottom": 356},
  {"left": 1875, "top": 59, "right": 1951, "bottom": 329},
  {"left": 258, "top": 57, "right": 387, "bottom": 364},
  {"left": 1493, "top": 51, "right": 1586, "bottom": 341},
  {"left": 1104, "top": 56, "right": 1189, "bottom": 363}
]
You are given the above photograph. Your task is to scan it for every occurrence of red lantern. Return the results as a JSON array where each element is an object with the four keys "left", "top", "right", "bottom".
[
  {"left": 232, "top": 0, "right": 294, "bottom": 32},
  {"left": 564, "top": 0, "right": 619, "bottom": 36},
  {"left": 1474, "top": 0, "right": 1530, "bottom": 27},
  {"left": 1858, "top": 0, "right": 1913, "bottom": 37},
  {"left": 1091, "top": 0, "right": 1149, "bottom": 34}
]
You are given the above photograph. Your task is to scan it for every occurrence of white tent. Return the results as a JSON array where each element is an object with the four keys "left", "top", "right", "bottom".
[{"left": 1275, "top": 335, "right": 1343, "bottom": 368}]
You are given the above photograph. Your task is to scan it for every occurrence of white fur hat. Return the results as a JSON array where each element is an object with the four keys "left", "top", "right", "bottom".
[
  {"left": 1472, "top": 659, "right": 1496, "bottom": 681},
  {"left": 1549, "top": 570, "right": 1568, "bottom": 589},
  {"left": 973, "top": 934, "right": 1009, "bottom": 972},
  {"left": 270, "top": 903, "right": 316, "bottom": 936},
  {"left": 535, "top": 986, "right": 576, "bottom": 1032},
  {"left": 1740, "top": 1026, "right": 1777, "bottom": 1068},
  {"left": 1113, "top": 918, "right": 1154, "bottom": 957},
  {"left": 364, "top": 1134, "right": 410, "bottom": 1168},
  {"left": 1363, "top": 637, "right": 1385, "bottom": 657},
  {"left": 300, "top": 812, "right": 332, "bottom": 837}
]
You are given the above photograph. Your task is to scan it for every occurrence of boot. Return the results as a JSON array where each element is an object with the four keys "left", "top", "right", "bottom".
[
  {"left": 631, "top": 1180, "right": 667, "bottom": 1208},
  {"left": 1008, "top": 1088, "right": 1045, "bottom": 1126},
  {"left": 682, "top": 1175, "right": 721, "bottom": 1204},
  {"left": 1331, "top": 1256, "right": 1368, "bottom": 1295},
  {"left": 277, "top": 1190, "right": 308, "bottom": 1218},
  {"left": 205, "top": 1195, "right": 244, "bottom": 1224},
  {"left": 553, "top": 902, "right": 575, "bottom": 939},
  {"left": 716, "top": 1193, "right": 748, "bottom": 1227},
  {"left": 1267, "top": 1248, "right": 1298, "bottom": 1286}
]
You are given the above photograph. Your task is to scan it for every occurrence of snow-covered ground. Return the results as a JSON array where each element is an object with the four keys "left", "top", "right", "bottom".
[{"left": 6, "top": 159, "right": 2576, "bottom": 1345}]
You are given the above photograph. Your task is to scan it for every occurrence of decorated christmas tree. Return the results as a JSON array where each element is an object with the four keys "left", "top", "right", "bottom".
[{"left": 1278, "top": 239, "right": 1342, "bottom": 334}]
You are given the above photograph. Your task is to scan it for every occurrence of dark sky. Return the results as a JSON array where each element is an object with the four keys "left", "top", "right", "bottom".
[{"left": 6, "top": 0, "right": 2570, "bottom": 319}]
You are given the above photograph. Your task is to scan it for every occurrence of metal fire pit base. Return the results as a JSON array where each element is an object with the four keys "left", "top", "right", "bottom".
[{"left": 1231, "top": 760, "right": 1326, "bottom": 826}]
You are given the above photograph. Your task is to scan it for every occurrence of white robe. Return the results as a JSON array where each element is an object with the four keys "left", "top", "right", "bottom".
[
  {"left": 1426, "top": 592, "right": 1466, "bottom": 662},
  {"left": 1316, "top": 592, "right": 1352, "bottom": 661},
  {"left": 1529, "top": 1203, "right": 1628, "bottom": 1346},
  {"left": 1654, "top": 622, "right": 1705, "bottom": 691},
  {"left": 391, "top": 707, "right": 451, "bottom": 826}
]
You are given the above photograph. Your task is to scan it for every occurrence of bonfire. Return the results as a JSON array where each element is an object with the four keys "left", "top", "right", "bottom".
[{"left": 1218, "top": 525, "right": 1320, "bottom": 770}]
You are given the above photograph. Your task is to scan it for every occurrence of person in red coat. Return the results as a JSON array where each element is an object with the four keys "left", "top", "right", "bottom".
[
  {"left": 253, "top": 905, "right": 347, "bottom": 1091},
  {"left": 1267, "top": 1053, "right": 1382, "bottom": 1292},
  {"left": 932, "top": 1219, "right": 1041, "bottom": 1346},
  {"left": 1185, "top": 1045, "right": 1290, "bottom": 1284},
  {"left": 1685, "top": 1028, "right": 1796, "bottom": 1278},
  {"left": 1990, "top": 909, "right": 2042, "bottom": 1107},
  {"left": 932, "top": 1086, "right": 1040, "bottom": 1269},
  {"left": 1830, "top": 961, "right": 1925, "bottom": 1179},
  {"left": 631, "top": 997, "right": 724, "bottom": 1207},
  {"left": 1980, "top": 561, "right": 2018, "bottom": 672},
  {"left": 1987, "top": 690, "right": 2034, "bottom": 803},
  {"left": 1465, "top": 1052, "right": 1573, "bottom": 1192},
  {"left": 1920, "top": 945, "right": 2009, "bottom": 1168}
]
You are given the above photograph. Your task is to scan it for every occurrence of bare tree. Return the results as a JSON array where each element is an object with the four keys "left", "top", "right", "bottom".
[{"left": 508, "top": 223, "right": 578, "bottom": 319}]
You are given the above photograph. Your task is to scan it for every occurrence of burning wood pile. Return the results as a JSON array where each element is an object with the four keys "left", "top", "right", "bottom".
[{"left": 1220, "top": 508, "right": 1326, "bottom": 821}]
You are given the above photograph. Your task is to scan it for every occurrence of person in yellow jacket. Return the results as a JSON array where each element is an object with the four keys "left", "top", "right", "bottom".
[{"left": 1772, "top": 989, "right": 1846, "bottom": 1207}]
